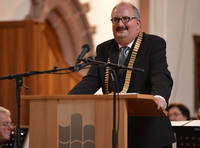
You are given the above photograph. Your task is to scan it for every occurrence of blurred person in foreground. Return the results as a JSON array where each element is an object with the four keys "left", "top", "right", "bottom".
[
  {"left": 69, "top": 2, "right": 175, "bottom": 148},
  {"left": 0, "top": 106, "right": 14, "bottom": 143}
]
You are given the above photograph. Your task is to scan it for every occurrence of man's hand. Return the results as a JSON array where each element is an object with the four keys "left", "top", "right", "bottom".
[{"left": 154, "top": 96, "right": 167, "bottom": 110}]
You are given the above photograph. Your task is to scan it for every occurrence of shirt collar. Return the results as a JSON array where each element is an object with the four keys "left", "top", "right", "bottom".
[{"left": 118, "top": 40, "right": 135, "bottom": 49}]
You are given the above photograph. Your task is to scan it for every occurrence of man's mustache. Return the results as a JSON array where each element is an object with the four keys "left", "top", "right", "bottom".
[{"left": 116, "top": 26, "right": 128, "bottom": 32}]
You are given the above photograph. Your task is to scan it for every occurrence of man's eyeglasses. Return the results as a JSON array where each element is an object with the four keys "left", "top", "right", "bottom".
[{"left": 111, "top": 16, "right": 138, "bottom": 24}]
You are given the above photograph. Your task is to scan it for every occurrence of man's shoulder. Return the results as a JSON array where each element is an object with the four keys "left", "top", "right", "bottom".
[
  {"left": 143, "top": 32, "right": 166, "bottom": 43},
  {"left": 97, "top": 39, "right": 116, "bottom": 48}
]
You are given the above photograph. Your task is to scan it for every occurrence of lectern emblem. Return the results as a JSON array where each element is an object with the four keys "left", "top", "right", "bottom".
[{"left": 59, "top": 113, "right": 95, "bottom": 148}]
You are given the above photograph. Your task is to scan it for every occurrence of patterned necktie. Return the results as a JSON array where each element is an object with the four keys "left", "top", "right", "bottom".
[{"left": 118, "top": 46, "right": 130, "bottom": 65}]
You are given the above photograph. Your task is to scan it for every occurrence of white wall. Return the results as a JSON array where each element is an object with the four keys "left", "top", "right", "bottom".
[
  {"left": 0, "top": 0, "right": 30, "bottom": 21},
  {"left": 1, "top": 0, "right": 200, "bottom": 115},
  {"left": 150, "top": 0, "right": 200, "bottom": 115}
]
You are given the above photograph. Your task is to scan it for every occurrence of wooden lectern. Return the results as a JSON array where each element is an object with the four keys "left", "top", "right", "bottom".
[{"left": 23, "top": 94, "right": 166, "bottom": 148}]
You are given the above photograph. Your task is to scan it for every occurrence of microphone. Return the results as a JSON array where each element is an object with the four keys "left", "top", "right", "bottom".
[
  {"left": 74, "top": 44, "right": 90, "bottom": 70},
  {"left": 75, "top": 44, "right": 90, "bottom": 64}
]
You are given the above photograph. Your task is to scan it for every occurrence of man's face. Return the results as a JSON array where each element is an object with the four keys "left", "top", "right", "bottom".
[
  {"left": 111, "top": 4, "right": 141, "bottom": 46},
  {"left": 0, "top": 113, "right": 13, "bottom": 142}
]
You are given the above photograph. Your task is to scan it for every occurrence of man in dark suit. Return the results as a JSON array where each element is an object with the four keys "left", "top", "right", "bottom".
[{"left": 69, "top": 2, "right": 175, "bottom": 148}]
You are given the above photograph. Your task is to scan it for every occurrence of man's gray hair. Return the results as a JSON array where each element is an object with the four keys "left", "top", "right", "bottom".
[
  {"left": 111, "top": 2, "right": 140, "bottom": 19},
  {"left": 0, "top": 106, "right": 10, "bottom": 116},
  {"left": 131, "top": 4, "right": 140, "bottom": 19}
]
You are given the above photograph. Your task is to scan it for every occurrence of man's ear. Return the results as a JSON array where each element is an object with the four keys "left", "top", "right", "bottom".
[{"left": 136, "top": 19, "right": 141, "bottom": 26}]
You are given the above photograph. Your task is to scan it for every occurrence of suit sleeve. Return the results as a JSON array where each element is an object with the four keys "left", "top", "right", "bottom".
[{"left": 150, "top": 37, "right": 173, "bottom": 103}]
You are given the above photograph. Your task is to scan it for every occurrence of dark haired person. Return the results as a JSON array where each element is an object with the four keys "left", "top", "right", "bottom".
[{"left": 167, "top": 103, "right": 190, "bottom": 121}]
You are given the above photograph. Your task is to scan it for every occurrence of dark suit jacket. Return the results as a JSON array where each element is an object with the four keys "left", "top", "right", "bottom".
[{"left": 69, "top": 33, "right": 175, "bottom": 148}]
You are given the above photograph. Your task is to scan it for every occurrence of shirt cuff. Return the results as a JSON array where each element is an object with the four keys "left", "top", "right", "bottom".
[{"left": 154, "top": 95, "right": 166, "bottom": 102}]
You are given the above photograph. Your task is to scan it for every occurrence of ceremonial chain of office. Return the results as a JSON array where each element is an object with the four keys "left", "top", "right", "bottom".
[{"left": 104, "top": 31, "right": 143, "bottom": 94}]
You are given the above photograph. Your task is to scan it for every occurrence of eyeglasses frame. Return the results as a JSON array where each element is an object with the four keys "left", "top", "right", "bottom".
[{"left": 111, "top": 16, "right": 138, "bottom": 24}]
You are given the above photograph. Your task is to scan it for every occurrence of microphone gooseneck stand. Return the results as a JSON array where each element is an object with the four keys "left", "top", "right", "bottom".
[
  {"left": 0, "top": 63, "right": 89, "bottom": 148},
  {"left": 15, "top": 77, "right": 22, "bottom": 148},
  {"left": 110, "top": 69, "right": 119, "bottom": 148},
  {"left": 83, "top": 57, "right": 144, "bottom": 72}
]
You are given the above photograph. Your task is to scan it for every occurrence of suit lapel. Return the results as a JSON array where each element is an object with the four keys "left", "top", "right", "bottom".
[{"left": 108, "top": 41, "right": 119, "bottom": 64}]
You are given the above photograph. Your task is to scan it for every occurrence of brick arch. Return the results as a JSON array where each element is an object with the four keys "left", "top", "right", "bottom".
[{"left": 46, "top": 6, "right": 94, "bottom": 66}]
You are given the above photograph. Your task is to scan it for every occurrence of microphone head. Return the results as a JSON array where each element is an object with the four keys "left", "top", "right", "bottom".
[{"left": 82, "top": 44, "right": 90, "bottom": 52}]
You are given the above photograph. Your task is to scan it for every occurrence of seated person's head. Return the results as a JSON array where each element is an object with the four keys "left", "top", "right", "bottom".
[
  {"left": 167, "top": 103, "right": 190, "bottom": 121},
  {"left": 0, "top": 106, "right": 13, "bottom": 143}
]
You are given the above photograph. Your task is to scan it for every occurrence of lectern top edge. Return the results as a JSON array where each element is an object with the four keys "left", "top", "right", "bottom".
[{"left": 22, "top": 93, "right": 155, "bottom": 101}]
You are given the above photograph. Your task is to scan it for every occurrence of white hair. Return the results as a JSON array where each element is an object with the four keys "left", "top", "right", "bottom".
[
  {"left": 111, "top": 2, "right": 140, "bottom": 19},
  {"left": 0, "top": 106, "right": 10, "bottom": 116}
]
